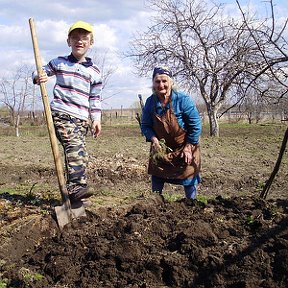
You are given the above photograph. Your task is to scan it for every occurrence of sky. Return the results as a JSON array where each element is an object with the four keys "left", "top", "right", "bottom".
[{"left": 0, "top": 0, "right": 287, "bottom": 110}]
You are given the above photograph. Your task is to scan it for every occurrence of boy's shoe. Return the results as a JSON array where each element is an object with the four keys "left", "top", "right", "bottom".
[{"left": 68, "top": 184, "right": 93, "bottom": 203}]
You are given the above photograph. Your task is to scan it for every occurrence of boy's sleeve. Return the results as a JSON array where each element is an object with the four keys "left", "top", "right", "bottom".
[
  {"left": 32, "top": 60, "right": 56, "bottom": 84},
  {"left": 89, "top": 77, "right": 103, "bottom": 122}
]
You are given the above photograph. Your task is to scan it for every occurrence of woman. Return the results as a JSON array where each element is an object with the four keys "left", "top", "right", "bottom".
[{"left": 141, "top": 67, "right": 202, "bottom": 199}]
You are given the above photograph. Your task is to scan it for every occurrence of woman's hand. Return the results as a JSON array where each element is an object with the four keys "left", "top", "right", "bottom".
[
  {"left": 181, "top": 143, "right": 194, "bottom": 164},
  {"left": 151, "top": 136, "right": 161, "bottom": 153}
]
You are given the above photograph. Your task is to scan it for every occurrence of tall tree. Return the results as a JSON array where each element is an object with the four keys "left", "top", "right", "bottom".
[{"left": 128, "top": 0, "right": 288, "bottom": 136}]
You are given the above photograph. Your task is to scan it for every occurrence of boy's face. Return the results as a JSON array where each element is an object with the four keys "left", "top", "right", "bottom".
[{"left": 67, "top": 28, "right": 93, "bottom": 60}]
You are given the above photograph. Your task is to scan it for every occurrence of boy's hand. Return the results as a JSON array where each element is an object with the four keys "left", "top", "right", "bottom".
[
  {"left": 91, "top": 120, "right": 101, "bottom": 138},
  {"left": 35, "top": 71, "right": 48, "bottom": 85}
]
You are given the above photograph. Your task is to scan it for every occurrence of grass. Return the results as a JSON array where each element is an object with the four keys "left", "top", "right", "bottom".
[
  {"left": 162, "top": 192, "right": 183, "bottom": 202},
  {"left": 196, "top": 194, "right": 208, "bottom": 205},
  {"left": 19, "top": 267, "right": 44, "bottom": 282},
  {"left": 0, "top": 121, "right": 287, "bottom": 203},
  {"left": 0, "top": 282, "right": 8, "bottom": 288}
]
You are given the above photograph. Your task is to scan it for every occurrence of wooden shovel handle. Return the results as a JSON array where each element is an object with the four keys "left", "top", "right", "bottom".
[{"left": 28, "top": 18, "right": 71, "bottom": 209}]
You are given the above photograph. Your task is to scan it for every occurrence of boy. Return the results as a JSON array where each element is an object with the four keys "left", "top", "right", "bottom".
[{"left": 34, "top": 21, "right": 102, "bottom": 203}]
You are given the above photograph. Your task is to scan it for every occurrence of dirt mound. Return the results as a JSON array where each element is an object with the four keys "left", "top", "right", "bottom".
[{"left": 0, "top": 195, "right": 287, "bottom": 288}]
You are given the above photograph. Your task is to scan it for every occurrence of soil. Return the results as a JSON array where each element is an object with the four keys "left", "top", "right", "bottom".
[{"left": 0, "top": 124, "right": 287, "bottom": 288}]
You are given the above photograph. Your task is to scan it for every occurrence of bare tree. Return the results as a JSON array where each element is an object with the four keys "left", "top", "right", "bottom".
[
  {"left": 240, "top": 90, "right": 267, "bottom": 124},
  {"left": 0, "top": 65, "right": 34, "bottom": 136},
  {"left": 92, "top": 49, "right": 118, "bottom": 103},
  {"left": 128, "top": 0, "right": 288, "bottom": 136}
]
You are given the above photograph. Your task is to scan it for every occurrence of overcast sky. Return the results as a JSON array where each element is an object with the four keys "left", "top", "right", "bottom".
[{"left": 0, "top": 0, "right": 287, "bottom": 109}]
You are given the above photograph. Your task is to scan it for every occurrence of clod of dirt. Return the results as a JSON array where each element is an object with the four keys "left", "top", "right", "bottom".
[{"left": 0, "top": 195, "right": 287, "bottom": 288}]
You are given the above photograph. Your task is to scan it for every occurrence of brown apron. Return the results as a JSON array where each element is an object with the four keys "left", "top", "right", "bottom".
[{"left": 148, "top": 103, "right": 201, "bottom": 180}]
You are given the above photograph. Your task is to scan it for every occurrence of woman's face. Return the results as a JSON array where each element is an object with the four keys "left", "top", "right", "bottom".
[{"left": 153, "top": 75, "right": 172, "bottom": 98}]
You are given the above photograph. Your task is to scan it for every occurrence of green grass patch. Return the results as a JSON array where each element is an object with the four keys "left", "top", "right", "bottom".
[
  {"left": 162, "top": 192, "right": 183, "bottom": 202},
  {"left": 196, "top": 194, "right": 208, "bottom": 205}
]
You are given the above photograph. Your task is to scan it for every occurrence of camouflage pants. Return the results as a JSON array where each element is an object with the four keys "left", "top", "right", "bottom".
[{"left": 52, "top": 112, "right": 89, "bottom": 187}]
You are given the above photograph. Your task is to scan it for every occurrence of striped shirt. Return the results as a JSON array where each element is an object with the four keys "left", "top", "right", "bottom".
[{"left": 41, "top": 54, "right": 102, "bottom": 121}]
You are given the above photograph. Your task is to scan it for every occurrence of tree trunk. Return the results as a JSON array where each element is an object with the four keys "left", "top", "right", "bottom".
[
  {"left": 207, "top": 106, "right": 219, "bottom": 137},
  {"left": 15, "top": 114, "right": 20, "bottom": 137},
  {"left": 260, "top": 128, "right": 288, "bottom": 199}
]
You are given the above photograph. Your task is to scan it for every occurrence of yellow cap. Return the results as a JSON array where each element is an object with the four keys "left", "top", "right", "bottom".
[{"left": 68, "top": 21, "right": 93, "bottom": 35}]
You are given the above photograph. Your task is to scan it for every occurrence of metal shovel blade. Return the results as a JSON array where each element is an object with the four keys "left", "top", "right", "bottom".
[{"left": 55, "top": 202, "right": 86, "bottom": 230}]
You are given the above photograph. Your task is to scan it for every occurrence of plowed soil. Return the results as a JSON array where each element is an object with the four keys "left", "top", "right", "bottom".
[{"left": 0, "top": 124, "right": 287, "bottom": 288}]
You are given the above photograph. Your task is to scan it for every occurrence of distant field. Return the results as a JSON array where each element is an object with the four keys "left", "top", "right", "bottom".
[{"left": 0, "top": 122, "right": 287, "bottom": 204}]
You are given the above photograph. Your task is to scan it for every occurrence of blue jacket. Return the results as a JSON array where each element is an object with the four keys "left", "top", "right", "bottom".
[{"left": 141, "top": 90, "right": 202, "bottom": 144}]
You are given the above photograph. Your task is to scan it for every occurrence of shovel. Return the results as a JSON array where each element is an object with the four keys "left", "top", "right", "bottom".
[{"left": 29, "top": 18, "right": 86, "bottom": 229}]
